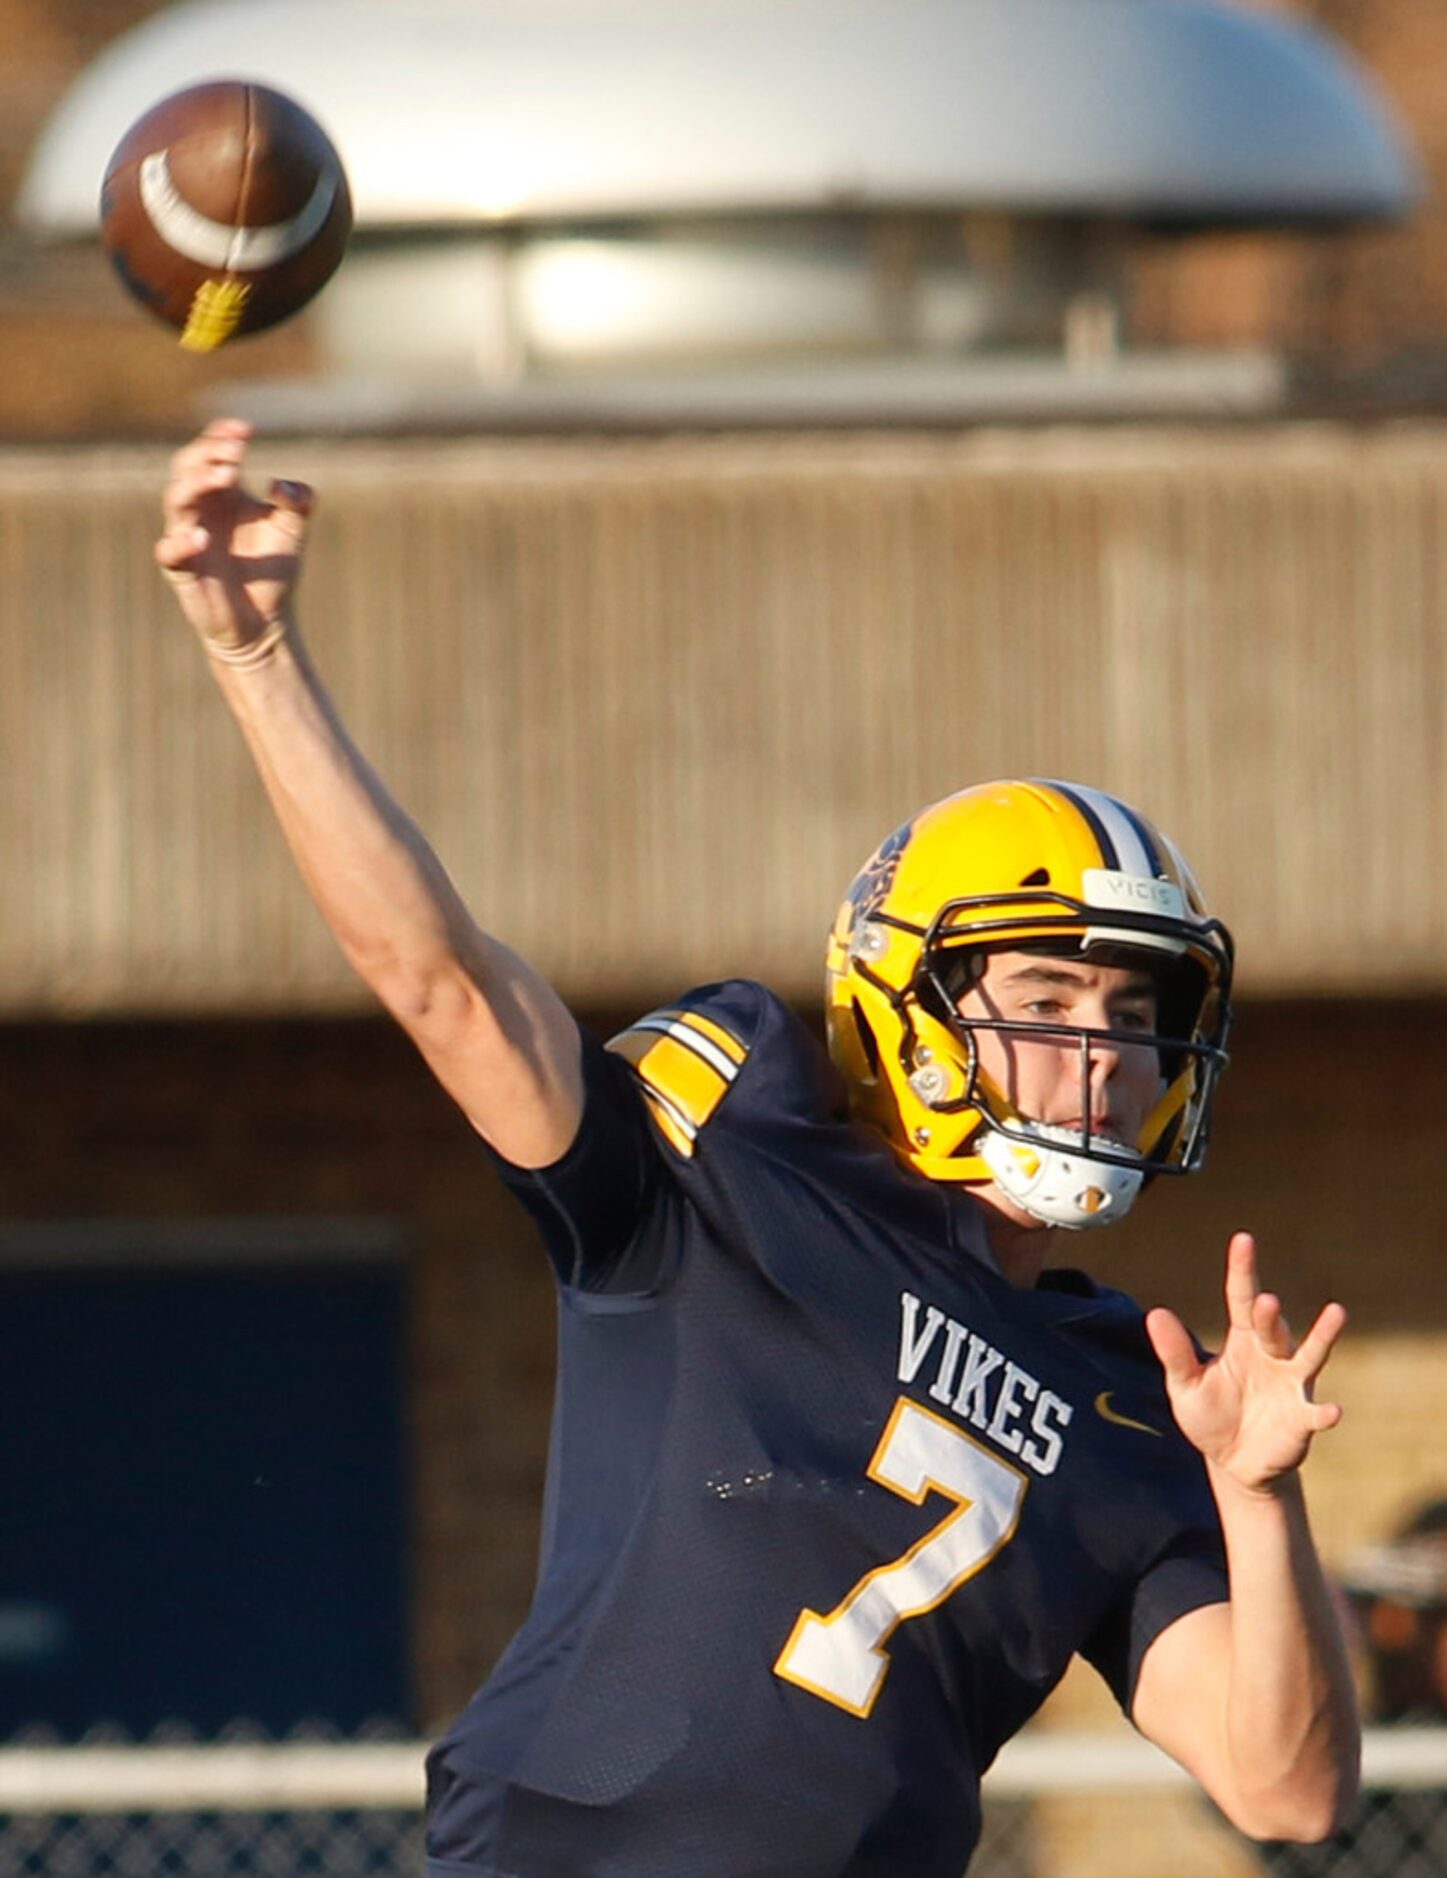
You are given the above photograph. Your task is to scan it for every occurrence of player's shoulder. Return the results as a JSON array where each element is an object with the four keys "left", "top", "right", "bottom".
[
  {"left": 1045, "top": 1272, "right": 1213, "bottom": 1473},
  {"left": 1052, "top": 1272, "right": 1143, "bottom": 1321},
  {"left": 604, "top": 979, "right": 838, "bottom": 1161},
  {"left": 1041, "top": 1268, "right": 1167, "bottom": 1383}
]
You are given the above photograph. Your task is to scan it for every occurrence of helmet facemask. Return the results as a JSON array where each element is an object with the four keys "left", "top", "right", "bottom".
[
  {"left": 900, "top": 899, "right": 1231, "bottom": 1226},
  {"left": 918, "top": 924, "right": 1228, "bottom": 1227}
]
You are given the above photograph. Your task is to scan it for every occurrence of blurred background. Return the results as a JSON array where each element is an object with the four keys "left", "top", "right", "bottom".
[{"left": 0, "top": 2, "right": 1444, "bottom": 1874}]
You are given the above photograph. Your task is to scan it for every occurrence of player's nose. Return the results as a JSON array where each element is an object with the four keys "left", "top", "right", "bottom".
[{"left": 1083, "top": 1025, "right": 1131, "bottom": 1083}]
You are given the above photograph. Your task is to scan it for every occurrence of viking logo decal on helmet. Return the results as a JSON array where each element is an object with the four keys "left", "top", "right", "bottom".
[
  {"left": 824, "top": 779, "right": 1234, "bottom": 1230},
  {"left": 844, "top": 817, "right": 916, "bottom": 928}
]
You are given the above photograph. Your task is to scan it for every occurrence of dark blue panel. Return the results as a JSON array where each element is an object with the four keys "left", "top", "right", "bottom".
[{"left": 0, "top": 1257, "right": 408, "bottom": 1737}]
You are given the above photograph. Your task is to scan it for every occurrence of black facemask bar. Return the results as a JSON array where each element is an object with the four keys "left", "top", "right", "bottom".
[
  {"left": 855, "top": 887, "right": 1234, "bottom": 1176},
  {"left": 935, "top": 1011, "right": 1230, "bottom": 1175}
]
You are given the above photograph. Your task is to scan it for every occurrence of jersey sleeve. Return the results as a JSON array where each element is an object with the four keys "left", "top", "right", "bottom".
[
  {"left": 488, "top": 1024, "right": 670, "bottom": 1295},
  {"left": 602, "top": 988, "right": 760, "bottom": 1158},
  {"left": 602, "top": 978, "right": 837, "bottom": 1158},
  {"left": 1079, "top": 1483, "right": 1230, "bottom": 1715},
  {"left": 488, "top": 982, "right": 797, "bottom": 1295}
]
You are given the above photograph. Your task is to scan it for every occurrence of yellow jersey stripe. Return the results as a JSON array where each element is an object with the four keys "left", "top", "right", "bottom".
[
  {"left": 629, "top": 1014, "right": 743, "bottom": 1082},
  {"left": 607, "top": 1028, "right": 659, "bottom": 1074},
  {"left": 607, "top": 1005, "right": 752, "bottom": 1156},
  {"left": 672, "top": 1009, "right": 748, "bottom": 1066},
  {"left": 621, "top": 1034, "right": 730, "bottom": 1132},
  {"left": 638, "top": 1085, "right": 697, "bottom": 1159}
]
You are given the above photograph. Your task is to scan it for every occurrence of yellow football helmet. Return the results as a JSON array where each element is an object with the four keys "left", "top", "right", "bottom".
[{"left": 825, "top": 779, "right": 1233, "bottom": 1225}]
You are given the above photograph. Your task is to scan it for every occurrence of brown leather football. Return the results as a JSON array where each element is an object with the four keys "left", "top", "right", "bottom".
[{"left": 99, "top": 80, "right": 353, "bottom": 351}]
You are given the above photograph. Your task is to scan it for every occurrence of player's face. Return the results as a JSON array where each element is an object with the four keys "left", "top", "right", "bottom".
[{"left": 957, "top": 951, "right": 1163, "bottom": 1145}]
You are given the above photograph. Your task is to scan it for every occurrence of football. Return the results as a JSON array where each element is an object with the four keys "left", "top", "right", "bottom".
[{"left": 99, "top": 79, "right": 352, "bottom": 352}]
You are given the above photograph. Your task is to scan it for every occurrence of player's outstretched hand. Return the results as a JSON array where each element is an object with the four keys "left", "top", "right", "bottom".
[
  {"left": 1145, "top": 1231, "right": 1346, "bottom": 1494},
  {"left": 156, "top": 417, "right": 313, "bottom": 666}
]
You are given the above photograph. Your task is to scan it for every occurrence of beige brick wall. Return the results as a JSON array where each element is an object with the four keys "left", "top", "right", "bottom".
[
  {"left": 1133, "top": 0, "right": 1447, "bottom": 376},
  {"left": 1, "top": 996, "right": 1443, "bottom": 1746},
  {"left": 1025, "top": 1789, "right": 1264, "bottom": 1878}
]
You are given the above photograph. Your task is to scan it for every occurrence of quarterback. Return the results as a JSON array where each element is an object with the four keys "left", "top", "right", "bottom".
[{"left": 157, "top": 421, "right": 1360, "bottom": 1877}]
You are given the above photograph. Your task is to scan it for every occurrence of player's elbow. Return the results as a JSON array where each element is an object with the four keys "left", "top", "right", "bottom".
[
  {"left": 1233, "top": 1800, "right": 1348, "bottom": 1847},
  {"left": 1225, "top": 1766, "right": 1359, "bottom": 1845}
]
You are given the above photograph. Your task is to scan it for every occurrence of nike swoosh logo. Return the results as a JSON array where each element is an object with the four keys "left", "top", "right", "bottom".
[{"left": 1094, "top": 1391, "right": 1162, "bottom": 1437}]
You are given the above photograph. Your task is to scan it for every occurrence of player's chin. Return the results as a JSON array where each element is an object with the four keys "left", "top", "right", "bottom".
[{"left": 975, "top": 1182, "right": 1048, "bottom": 1232}]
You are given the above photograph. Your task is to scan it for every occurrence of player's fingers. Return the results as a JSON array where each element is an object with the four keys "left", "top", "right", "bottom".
[
  {"left": 1145, "top": 1306, "right": 1201, "bottom": 1390},
  {"left": 1250, "top": 1290, "right": 1294, "bottom": 1358},
  {"left": 153, "top": 522, "right": 208, "bottom": 573},
  {"left": 266, "top": 479, "right": 315, "bottom": 536},
  {"left": 161, "top": 465, "right": 242, "bottom": 535},
  {"left": 175, "top": 417, "right": 253, "bottom": 463},
  {"left": 162, "top": 424, "right": 254, "bottom": 516},
  {"left": 1223, "top": 1230, "right": 1260, "bottom": 1330},
  {"left": 167, "top": 423, "right": 250, "bottom": 481},
  {"left": 1292, "top": 1301, "right": 1347, "bottom": 1384}
]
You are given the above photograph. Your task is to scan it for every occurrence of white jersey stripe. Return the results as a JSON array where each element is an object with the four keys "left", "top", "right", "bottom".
[
  {"left": 631, "top": 1016, "right": 740, "bottom": 1083},
  {"left": 637, "top": 1079, "right": 699, "bottom": 1143}
]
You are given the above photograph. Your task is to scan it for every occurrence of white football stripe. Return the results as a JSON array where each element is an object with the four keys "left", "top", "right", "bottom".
[{"left": 138, "top": 150, "right": 336, "bottom": 272}]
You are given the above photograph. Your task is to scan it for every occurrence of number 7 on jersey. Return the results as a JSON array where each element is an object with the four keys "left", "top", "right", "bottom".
[{"left": 774, "top": 1397, "right": 1029, "bottom": 1716}]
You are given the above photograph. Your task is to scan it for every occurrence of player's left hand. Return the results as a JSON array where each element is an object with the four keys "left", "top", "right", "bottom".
[{"left": 1145, "top": 1231, "right": 1346, "bottom": 1494}]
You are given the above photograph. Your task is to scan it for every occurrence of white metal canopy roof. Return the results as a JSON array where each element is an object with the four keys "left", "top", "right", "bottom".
[{"left": 17, "top": 0, "right": 1419, "bottom": 234}]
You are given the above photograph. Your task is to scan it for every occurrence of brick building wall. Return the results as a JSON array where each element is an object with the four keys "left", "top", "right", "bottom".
[
  {"left": 1133, "top": 0, "right": 1447, "bottom": 398},
  {"left": 0, "top": 1009, "right": 554, "bottom": 1732},
  {"left": 2, "top": 997, "right": 1442, "bottom": 1735}
]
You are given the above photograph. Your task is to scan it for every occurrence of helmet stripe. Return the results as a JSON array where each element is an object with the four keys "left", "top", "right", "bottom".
[
  {"left": 1032, "top": 778, "right": 1119, "bottom": 870},
  {"left": 1113, "top": 798, "right": 1165, "bottom": 878},
  {"left": 1157, "top": 829, "right": 1202, "bottom": 907},
  {"left": 1042, "top": 779, "right": 1159, "bottom": 878}
]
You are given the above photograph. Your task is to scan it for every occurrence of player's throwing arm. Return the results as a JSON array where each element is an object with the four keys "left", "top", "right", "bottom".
[{"left": 155, "top": 421, "right": 584, "bottom": 1168}]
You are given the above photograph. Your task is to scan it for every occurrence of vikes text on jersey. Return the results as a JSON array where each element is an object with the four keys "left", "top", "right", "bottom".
[{"left": 897, "top": 1290, "right": 1075, "bottom": 1477}]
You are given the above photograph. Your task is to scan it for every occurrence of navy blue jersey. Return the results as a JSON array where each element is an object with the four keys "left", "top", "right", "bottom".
[{"left": 426, "top": 981, "right": 1228, "bottom": 1878}]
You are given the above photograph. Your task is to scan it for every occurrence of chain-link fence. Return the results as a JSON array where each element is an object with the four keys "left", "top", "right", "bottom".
[
  {"left": 1251, "top": 1789, "right": 1447, "bottom": 1878},
  {"left": 3, "top": 1806, "right": 422, "bottom": 1876},
  {"left": 0, "top": 1724, "right": 423, "bottom": 1878},
  {"left": 0, "top": 1726, "right": 1441, "bottom": 1876}
]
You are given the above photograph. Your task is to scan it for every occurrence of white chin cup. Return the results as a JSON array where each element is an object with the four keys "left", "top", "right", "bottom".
[{"left": 978, "top": 1121, "right": 1144, "bottom": 1231}]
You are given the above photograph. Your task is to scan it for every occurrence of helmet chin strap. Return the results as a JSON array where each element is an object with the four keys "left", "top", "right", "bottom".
[
  {"left": 952, "top": 1042, "right": 1178, "bottom": 1230},
  {"left": 896, "top": 1048, "right": 1187, "bottom": 1223}
]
